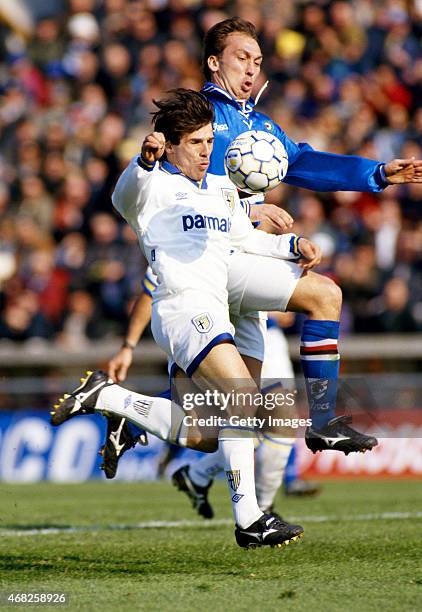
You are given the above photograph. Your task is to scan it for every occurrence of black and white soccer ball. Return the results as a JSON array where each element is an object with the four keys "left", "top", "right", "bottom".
[{"left": 224, "top": 130, "right": 289, "bottom": 194}]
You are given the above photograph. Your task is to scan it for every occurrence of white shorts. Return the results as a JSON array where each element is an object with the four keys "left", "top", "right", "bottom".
[
  {"left": 228, "top": 251, "right": 303, "bottom": 315},
  {"left": 228, "top": 252, "right": 303, "bottom": 363},
  {"left": 231, "top": 313, "right": 267, "bottom": 362},
  {"left": 151, "top": 293, "right": 234, "bottom": 376},
  {"left": 154, "top": 253, "right": 302, "bottom": 375}
]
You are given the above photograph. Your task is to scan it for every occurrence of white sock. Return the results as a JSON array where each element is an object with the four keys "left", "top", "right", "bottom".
[
  {"left": 188, "top": 448, "right": 224, "bottom": 487},
  {"left": 255, "top": 435, "right": 295, "bottom": 511},
  {"left": 96, "top": 384, "right": 188, "bottom": 445},
  {"left": 219, "top": 428, "right": 263, "bottom": 529}
]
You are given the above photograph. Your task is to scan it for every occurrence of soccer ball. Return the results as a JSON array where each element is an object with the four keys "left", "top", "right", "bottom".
[{"left": 224, "top": 130, "right": 289, "bottom": 194}]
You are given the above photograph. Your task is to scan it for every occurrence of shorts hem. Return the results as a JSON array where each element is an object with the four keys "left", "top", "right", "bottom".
[
  {"left": 186, "top": 332, "right": 235, "bottom": 377},
  {"left": 280, "top": 268, "right": 303, "bottom": 311}
]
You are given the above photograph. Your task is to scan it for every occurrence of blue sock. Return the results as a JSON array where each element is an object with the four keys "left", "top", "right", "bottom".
[
  {"left": 300, "top": 320, "right": 340, "bottom": 430},
  {"left": 127, "top": 388, "right": 171, "bottom": 438},
  {"left": 283, "top": 445, "right": 298, "bottom": 485},
  {"left": 127, "top": 421, "right": 144, "bottom": 438}
]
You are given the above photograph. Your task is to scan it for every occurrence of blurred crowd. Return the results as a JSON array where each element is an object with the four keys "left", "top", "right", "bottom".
[{"left": 0, "top": 0, "right": 421, "bottom": 347}]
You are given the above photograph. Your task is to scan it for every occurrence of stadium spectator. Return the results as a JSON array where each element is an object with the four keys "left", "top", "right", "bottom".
[
  {"left": 0, "top": 288, "right": 53, "bottom": 341},
  {"left": 57, "top": 288, "right": 106, "bottom": 348},
  {"left": 362, "top": 276, "right": 420, "bottom": 332}
]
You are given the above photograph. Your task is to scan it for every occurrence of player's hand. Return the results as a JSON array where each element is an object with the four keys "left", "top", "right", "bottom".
[
  {"left": 250, "top": 204, "right": 293, "bottom": 233},
  {"left": 107, "top": 347, "right": 134, "bottom": 382},
  {"left": 297, "top": 238, "right": 322, "bottom": 270},
  {"left": 384, "top": 158, "right": 422, "bottom": 184},
  {"left": 141, "top": 132, "right": 166, "bottom": 163}
]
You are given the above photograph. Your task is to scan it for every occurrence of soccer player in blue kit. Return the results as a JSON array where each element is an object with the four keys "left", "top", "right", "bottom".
[{"left": 183, "top": 16, "right": 422, "bottom": 451}]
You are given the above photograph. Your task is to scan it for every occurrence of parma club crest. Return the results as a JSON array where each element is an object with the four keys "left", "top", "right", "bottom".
[
  {"left": 221, "top": 188, "right": 236, "bottom": 215},
  {"left": 226, "top": 469, "right": 241, "bottom": 491},
  {"left": 192, "top": 312, "right": 214, "bottom": 334}
]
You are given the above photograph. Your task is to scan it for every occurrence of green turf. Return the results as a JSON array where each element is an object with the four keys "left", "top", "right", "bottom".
[{"left": 0, "top": 480, "right": 421, "bottom": 611}]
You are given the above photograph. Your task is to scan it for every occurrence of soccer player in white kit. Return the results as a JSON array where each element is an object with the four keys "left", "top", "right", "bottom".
[
  {"left": 51, "top": 89, "right": 312, "bottom": 548},
  {"left": 96, "top": 15, "right": 422, "bottom": 517}
]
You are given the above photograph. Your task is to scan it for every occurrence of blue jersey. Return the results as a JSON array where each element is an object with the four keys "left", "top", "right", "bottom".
[{"left": 202, "top": 82, "right": 387, "bottom": 193}]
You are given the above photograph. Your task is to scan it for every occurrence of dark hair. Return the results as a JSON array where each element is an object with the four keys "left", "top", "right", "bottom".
[
  {"left": 202, "top": 17, "right": 259, "bottom": 81},
  {"left": 151, "top": 89, "right": 214, "bottom": 144}
]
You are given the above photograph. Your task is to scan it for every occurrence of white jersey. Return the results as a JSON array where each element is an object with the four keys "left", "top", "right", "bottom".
[{"left": 112, "top": 155, "right": 300, "bottom": 305}]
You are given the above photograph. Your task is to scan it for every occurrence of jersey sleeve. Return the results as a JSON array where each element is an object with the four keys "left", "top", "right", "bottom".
[
  {"left": 112, "top": 155, "right": 157, "bottom": 228},
  {"left": 230, "top": 197, "right": 301, "bottom": 260},
  {"left": 271, "top": 124, "right": 387, "bottom": 193}
]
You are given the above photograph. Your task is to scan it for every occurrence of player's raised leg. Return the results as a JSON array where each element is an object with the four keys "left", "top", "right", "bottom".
[
  {"left": 230, "top": 251, "right": 378, "bottom": 455},
  {"left": 286, "top": 270, "right": 378, "bottom": 454},
  {"left": 51, "top": 370, "right": 198, "bottom": 450}
]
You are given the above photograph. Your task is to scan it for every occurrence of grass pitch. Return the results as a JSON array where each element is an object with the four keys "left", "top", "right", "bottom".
[{"left": 0, "top": 480, "right": 421, "bottom": 611}]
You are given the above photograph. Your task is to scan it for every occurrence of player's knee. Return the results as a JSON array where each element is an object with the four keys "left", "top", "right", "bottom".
[
  {"left": 325, "top": 278, "right": 342, "bottom": 310},
  {"left": 311, "top": 276, "right": 342, "bottom": 318}
]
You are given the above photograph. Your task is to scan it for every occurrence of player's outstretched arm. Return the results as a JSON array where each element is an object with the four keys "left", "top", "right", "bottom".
[
  {"left": 108, "top": 292, "right": 152, "bottom": 382},
  {"left": 273, "top": 124, "right": 419, "bottom": 193},
  {"left": 384, "top": 158, "right": 422, "bottom": 184},
  {"left": 232, "top": 196, "right": 322, "bottom": 268}
]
